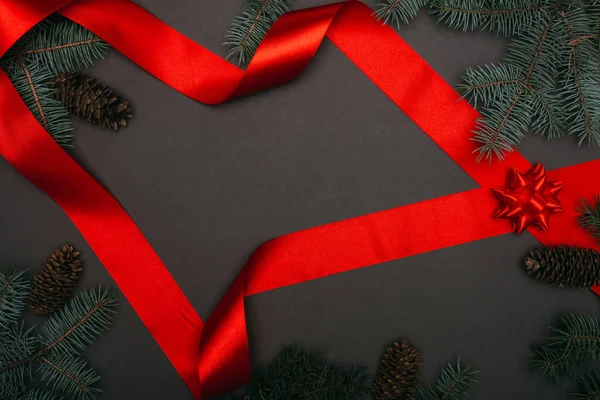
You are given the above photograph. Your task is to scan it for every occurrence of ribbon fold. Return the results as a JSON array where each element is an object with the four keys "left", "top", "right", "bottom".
[{"left": 0, "top": 1, "right": 598, "bottom": 399}]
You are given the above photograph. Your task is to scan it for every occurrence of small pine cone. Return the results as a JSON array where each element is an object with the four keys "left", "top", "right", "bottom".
[
  {"left": 28, "top": 245, "right": 82, "bottom": 315},
  {"left": 524, "top": 245, "right": 600, "bottom": 288},
  {"left": 372, "top": 340, "right": 422, "bottom": 400},
  {"left": 55, "top": 72, "right": 133, "bottom": 131}
]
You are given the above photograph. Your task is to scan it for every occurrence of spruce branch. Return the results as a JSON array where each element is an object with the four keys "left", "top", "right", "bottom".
[
  {"left": 572, "top": 371, "right": 600, "bottom": 399},
  {"left": 0, "top": 267, "right": 29, "bottom": 333},
  {"left": 431, "top": 0, "right": 551, "bottom": 36},
  {"left": 374, "top": 0, "right": 429, "bottom": 28},
  {"left": 579, "top": 196, "right": 600, "bottom": 244},
  {"left": 18, "top": 389, "right": 63, "bottom": 400},
  {"left": 417, "top": 360, "right": 478, "bottom": 400},
  {"left": 39, "top": 353, "right": 101, "bottom": 400},
  {"left": 220, "top": 347, "right": 370, "bottom": 400},
  {"left": 1, "top": 57, "right": 73, "bottom": 145},
  {"left": 469, "top": 15, "right": 563, "bottom": 160},
  {"left": 19, "top": 19, "right": 109, "bottom": 75},
  {"left": 225, "top": 0, "right": 293, "bottom": 65},
  {"left": 0, "top": 324, "right": 39, "bottom": 399},
  {"left": 458, "top": 63, "right": 525, "bottom": 108},
  {"left": 531, "top": 314, "right": 600, "bottom": 382},
  {"left": 557, "top": 7, "right": 600, "bottom": 146},
  {"left": 41, "top": 286, "right": 117, "bottom": 355}
]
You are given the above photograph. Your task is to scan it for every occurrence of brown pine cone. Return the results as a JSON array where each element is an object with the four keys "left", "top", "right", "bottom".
[
  {"left": 372, "top": 340, "right": 422, "bottom": 400},
  {"left": 524, "top": 245, "right": 600, "bottom": 289},
  {"left": 55, "top": 72, "right": 133, "bottom": 131},
  {"left": 28, "top": 245, "right": 82, "bottom": 315}
]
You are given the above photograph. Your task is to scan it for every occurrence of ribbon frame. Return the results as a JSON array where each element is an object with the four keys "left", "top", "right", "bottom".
[{"left": 0, "top": 0, "right": 599, "bottom": 398}]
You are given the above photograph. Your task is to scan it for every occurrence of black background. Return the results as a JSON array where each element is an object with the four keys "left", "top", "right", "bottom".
[{"left": 1, "top": 1, "right": 600, "bottom": 399}]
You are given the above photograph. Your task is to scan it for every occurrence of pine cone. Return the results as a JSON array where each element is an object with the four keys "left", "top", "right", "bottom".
[
  {"left": 524, "top": 245, "right": 600, "bottom": 288},
  {"left": 28, "top": 245, "right": 82, "bottom": 315},
  {"left": 55, "top": 72, "right": 133, "bottom": 130},
  {"left": 372, "top": 340, "right": 422, "bottom": 400}
]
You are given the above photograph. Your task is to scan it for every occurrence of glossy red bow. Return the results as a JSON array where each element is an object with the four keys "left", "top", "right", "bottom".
[
  {"left": 0, "top": 1, "right": 599, "bottom": 399},
  {"left": 492, "top": 163, "right": 563, "bottom": 234}
]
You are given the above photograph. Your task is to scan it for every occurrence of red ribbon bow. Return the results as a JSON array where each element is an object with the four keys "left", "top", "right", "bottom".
[
  {"left": 0, "top": 1, "right": 599, "bottom": 399},
  {"left": 492, "top": 163, "right": 563, "bottom": 234}
]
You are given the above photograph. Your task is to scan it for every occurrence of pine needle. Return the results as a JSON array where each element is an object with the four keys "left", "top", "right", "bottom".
[
  {"left": 39, "top": 354, "right": 101, "bottom": 400},
  {"left": 0, "top": 267, "right": 29, "bottom": 333},
  {"left": 223, "top": 347, "right": 370, "bottom": 399},
  {"left": 1, "top": 56, "right": 73, "bottom": 145},
  {"left": 41, "top": 286, "right": 117, "bottom": 355},
  {"left": 417, "top": 359, "right": 478, "bottom": 400},
  {"left": 579, "top": 196, "right": 600, "bottom": 244},
  {"left": 572, "top": 371, "right": 600, "bottom": 400},
  {"left": 431, "top": 0, "right": 551, "bottom": 36},
  {"left": 19, "top": 19, "right": 109, "bottom": 75},
  {"left": 18, "top": 389, "right": 63, "bottom": 400},
  {"left": 224, "top": 0, "right": 293, "bottom": 65},
  {"left": 531, "top": 314, "right": 600, "bottom": 383},
  {"left": 0, "top": 324, "right": 38, "bottom": 399},
  {"left": 374, "top": 0, "right": 429, "bottom": 28}
]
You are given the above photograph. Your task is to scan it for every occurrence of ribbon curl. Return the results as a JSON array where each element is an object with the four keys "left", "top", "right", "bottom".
[{"left": 0, "top": 1, "right": 599, "bottom": 399}]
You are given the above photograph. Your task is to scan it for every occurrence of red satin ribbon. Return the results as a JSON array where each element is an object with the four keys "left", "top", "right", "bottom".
[{"left": 0, "top": 1, "right": 599, "bottom": 399}]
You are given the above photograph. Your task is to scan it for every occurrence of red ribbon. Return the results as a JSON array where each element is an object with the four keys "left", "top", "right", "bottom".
[{"left": 0, "top": 1, "right": 599, "bottom": 399}]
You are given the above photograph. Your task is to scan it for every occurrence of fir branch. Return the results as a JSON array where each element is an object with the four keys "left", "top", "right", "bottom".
[
  {"left": 41, "top": 286, "right": 117, "bottom": 355},
  {"left": 417, "top": 360, "right": 478, "bottom": 400},
  {"left": 1, "top": 57, "right": 73, "bottom": 145},
  {"left": 0, "top": 324, "right": 38, "bottom": 399},
  {"left": 18, "top": 20, "right": 109, "bottom": 75},
  {"left": 471, "top": 16, "right": 561, "bottom": 161},
  {"left": 579, "top": 196, "right": 600, "bottom": 244},
  {"left": 18, "top": 389, "right": 63, "bottom": 400},
  {"left": 0, "top": 267, "right": 29, "bottom": 333},
  {"left": 222, "top": 347, "right": 370, "bottom": 400},
  {"left": 531, "top": 314, "right": 600, "bottom": 382},
  {"left": 431, "top": 0, "right": 551, "bottom": 36},
  {"left": 225, "top": 0, "right": 293, "bottom": 65},
  {"left": 572, "top": 371, "right": 600, "bottom": 400},
  {"left": 556, "top": 7, "right": 600, "bottom": 146},
  {"left": 39, "top": 354, "right": 101, "bottom": 400},
  {"left": 459, "top": 63, "right": 525, "bottom": 108},
  {"left": 374, "top": 0, "right": 429, "bottom": 28}
]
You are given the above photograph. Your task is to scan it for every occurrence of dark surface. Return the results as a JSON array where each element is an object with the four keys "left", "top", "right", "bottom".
[{"left": 1, "top": 1, "right": 600, "bottom": 399}]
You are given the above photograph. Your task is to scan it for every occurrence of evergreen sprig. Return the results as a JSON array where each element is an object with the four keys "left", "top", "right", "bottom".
[
  {"left": 0, "top": 18, "right": 109, "bottom": 146},
  {"left": 221, "top": 347, "right": 370, "bottom": 400},
  {"left": 432, "top": 0, "right": 600, "bottom": 160},
  {"left": 18, "top": 389, "right": 62, "bottom": 400},
  {"left": 18, "top": 20, "right": 109, "bottom": 76},
  {"left": 1, "top": 57, "right": 73, "bottom": 145},
  {"left": 531, "top": 314, "right": 600, "bottom": 383},
  {"left": 417, "top": 360, "right": 478, "bottom": 400},
  {"left": 374, "top": 0, "right": 429, "bottom": 27},
  {"left": 430, "top": 0, "right": 551, "bottom": 36},
  {"left": 39, "top": 354, "right": 101, "bottom": 400},
  {"left": 573, "top": 371, "right": 600, "bottom": 399},
  {"left": 579, "top": 196, "right": 600, "bottom": 245},
  {"left": 41, "top": 286, "right": 116, "bottom": 355},
  {"left": 225, "top": 0, "right": 294, "bottom": 65},
  {"left": 0, "top": 324, "right": 38, "bottom": 398},
  {"left": 0, "top": 268, "right": 30, "bottom": 333},
  {"left": 0, "top": 263, "right": 116, "bottom": 400}
]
